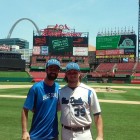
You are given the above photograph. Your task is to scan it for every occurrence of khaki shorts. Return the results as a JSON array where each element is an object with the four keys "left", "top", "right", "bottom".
[{"left": 61, "top": 127, "right": 93, "bottom": 140}]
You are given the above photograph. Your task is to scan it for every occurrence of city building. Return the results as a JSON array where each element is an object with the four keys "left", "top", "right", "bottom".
[{"left": 0, "top": 38, "right": 29, "bottom": 49}]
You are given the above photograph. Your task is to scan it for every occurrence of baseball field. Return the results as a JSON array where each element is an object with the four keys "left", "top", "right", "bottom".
[{"left": 0, "top": 82, "right": 140, "bottom": 140}]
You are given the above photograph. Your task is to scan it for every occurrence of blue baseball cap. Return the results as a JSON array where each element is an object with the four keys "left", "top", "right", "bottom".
[
  {"left": 66, "top": 62, "right": 80, "bottom": 72},
  {"left": 46, "top": 59, "right": 60, "bottom": 68}
]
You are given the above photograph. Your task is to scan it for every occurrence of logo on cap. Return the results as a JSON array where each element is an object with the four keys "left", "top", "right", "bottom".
[
  {"left": 66, "top": 62, "right": 80, "bottom": 72},
  {"left": 46, "top": 59, "right": 60, "bottom": 68}
]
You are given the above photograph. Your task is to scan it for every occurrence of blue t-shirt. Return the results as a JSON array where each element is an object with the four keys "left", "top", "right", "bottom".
[{"left": 23, "top": 81, "right": 60, "bottom": 140}]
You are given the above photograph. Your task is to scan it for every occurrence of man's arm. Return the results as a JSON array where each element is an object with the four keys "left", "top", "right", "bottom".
[
  {"left": 21, "top": 108, "right": 30, "bottom": 140},
  {"left": 94, "top": 114, "right": 103, "bottom": 140}
]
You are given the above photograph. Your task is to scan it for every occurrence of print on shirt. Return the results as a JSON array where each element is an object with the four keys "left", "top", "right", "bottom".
[
  {"left": 62, "top": 97, "right": 83, "bottom": 106},
  {"left": 70, "top": 97, "right": 83, "bottom": 106},
  {"left": 43, "top": 92, "right": 57, "bottom": 100},
  {"left": 61, "top": 97, "right": 85, "bottom": 117}
]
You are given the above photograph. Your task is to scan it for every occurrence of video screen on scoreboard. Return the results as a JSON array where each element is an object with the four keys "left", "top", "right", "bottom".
[
  {"left": 119, "top": 35, "right": 136, "bottom": 49},
  {"left": 73, "top": 37, "right": 88, "bottom": 47},
  {"left": 48, "top": 37, "right": 73, "bottom": 55},
  {"left": 33, "top": 36, "right": 49, "bottom": 46}
]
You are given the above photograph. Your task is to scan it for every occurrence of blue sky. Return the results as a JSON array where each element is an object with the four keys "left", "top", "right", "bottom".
[{"left": 0, "top": 0, "right": 138, "bottom": 49}]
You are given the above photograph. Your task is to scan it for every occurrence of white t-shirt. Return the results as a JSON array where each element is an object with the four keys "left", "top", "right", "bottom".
[{"left": 59, "top": 83, "right": 101, "bottom": 127}]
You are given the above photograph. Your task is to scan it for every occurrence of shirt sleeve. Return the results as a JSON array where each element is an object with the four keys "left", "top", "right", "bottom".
[
  {"left": 23, "top": 85, "right": 36, "bottom": 111},
  {"left": 90, "top": 89, "right": 101, "bottom": 115}
]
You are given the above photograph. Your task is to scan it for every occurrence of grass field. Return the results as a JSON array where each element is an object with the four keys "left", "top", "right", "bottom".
[
  {"left": 0, "top": 82, "right": 140, "bottom": 140},
  {"left": 0, "top": 72, "right": 30, "bottom": 78}
]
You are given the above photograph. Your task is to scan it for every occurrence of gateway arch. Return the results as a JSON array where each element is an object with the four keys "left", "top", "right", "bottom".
[{"left": 7, "top": 18, "right": 41, "bottom": 38}]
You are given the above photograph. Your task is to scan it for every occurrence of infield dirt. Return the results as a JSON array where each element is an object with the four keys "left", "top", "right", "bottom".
[{"left": 0, "top": 85, "right": 140, "bottom": 104}]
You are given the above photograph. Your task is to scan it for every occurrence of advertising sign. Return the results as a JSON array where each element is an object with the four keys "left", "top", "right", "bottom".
[
  {"left": 106, "top": 49, "right": 124, "bottom": 55},
  {"left": 120, "top": 54, "right": 134, "bottom": 58},
  {"left": 96, "top": 50, "right": 106, "bottom": 56},
  {"left": 41, "top": 24, "right": 85, "bottom": 37},
  {"left": 33, "top": 46, "right": 40, "bottom": 55},
  {"left": 73, "top": 47, "right": 88, "bottom": 56},
  {"left": 40, "top": 46, "right": 48, "bottom": 55},
  {"left": 0, "top": 45, "right": 10, "bottom": 51},
  {"left": 96, "top": 34, "right": 136, "bottom": 50},
  {"left": 96, "top": 35, "right": 120, "bottom": 50},
  {"left": 96, "top": 54, "right": 134, "bottom": 59},
  {"left": 96, "top": 49, "right": 124, "bottom": 56}
]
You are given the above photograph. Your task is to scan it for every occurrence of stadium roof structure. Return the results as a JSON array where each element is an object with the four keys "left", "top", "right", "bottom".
[{"left": 0, "top": 51, "right": 21, "bottom": 54}]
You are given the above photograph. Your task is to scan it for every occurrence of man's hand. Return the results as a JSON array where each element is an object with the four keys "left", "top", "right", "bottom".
[
  {"left": 22, "top": 131, "right": 30, "bottom": 140},
  {"left": 96, "top": 136, "right": 103, "bottom": 140}
]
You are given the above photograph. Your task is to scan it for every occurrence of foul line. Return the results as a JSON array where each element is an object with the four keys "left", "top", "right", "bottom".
[
  {"left": 99, "top": 99, "right": 140, "bottom": 105},
  {"left": 0, "top": 95, "right": 26, "bottom": 98}
]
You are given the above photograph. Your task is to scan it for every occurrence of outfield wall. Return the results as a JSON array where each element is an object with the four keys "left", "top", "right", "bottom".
[
  {"left": 0, "top": 59, "right": 25, "bottom": 71},
  {"left": 0, "top": 77, "right": 33, "bottom": 82},
  {"left": 87, "top": 76, "right": 131, "bottom": 84}
]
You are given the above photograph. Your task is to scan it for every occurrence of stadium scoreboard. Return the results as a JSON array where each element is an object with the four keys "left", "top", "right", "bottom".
[
  {"left": 33, "top": 24, "right": 88, "bottom": 56},
  {"left": 33, "top": 36, "right": 88, "bottom": 56},
  {"left": 96, "top": 34, "right": 137, "bottom": 62}
]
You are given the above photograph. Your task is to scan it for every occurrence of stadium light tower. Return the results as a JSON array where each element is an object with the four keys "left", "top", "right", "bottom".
[{"left": 138, "top": 0, "right": 140, "bottom": 61}]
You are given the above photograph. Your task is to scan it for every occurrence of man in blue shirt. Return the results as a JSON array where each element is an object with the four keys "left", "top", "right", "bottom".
[{"left": 21, "top": 59, "right": 61, "bottom": 140}]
